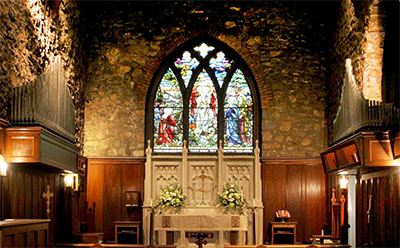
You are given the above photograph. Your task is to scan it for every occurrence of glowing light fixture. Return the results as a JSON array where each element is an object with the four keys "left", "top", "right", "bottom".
[
  {"left": 0, "top": 154, "right": 8, "bottom": 177},
  {"left": 340, "top": 175, "right": 348, "bottom": 189},
  {"left": 64, "top": 173, "right": 79, "bottom": 191}
]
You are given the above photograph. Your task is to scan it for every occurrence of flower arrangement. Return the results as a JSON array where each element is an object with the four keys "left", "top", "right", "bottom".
[
  {"left": 154, "top": 182, "right": 186, "bottom": 214},
  {"left": 217, "top": 182, "right": 248, "bottom": 215}
]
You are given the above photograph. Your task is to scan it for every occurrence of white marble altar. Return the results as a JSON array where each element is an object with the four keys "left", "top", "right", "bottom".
[{"left": 142, "top": 140, "right": 264, "bottom": 247}]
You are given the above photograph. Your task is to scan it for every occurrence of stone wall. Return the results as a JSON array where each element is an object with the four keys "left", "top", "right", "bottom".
[
  {"left": 83, "top": 2, "right": 334, "bottom": 158},
  {"left": 327, "top": 0, "right": 388, "bottom": 144},
  {"left": 0, "top": 0, "right": 84, "bottom": 150}
]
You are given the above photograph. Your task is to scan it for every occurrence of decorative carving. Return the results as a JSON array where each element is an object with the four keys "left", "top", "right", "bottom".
[
  {"left": 190, "top": 166, "right": 215, "bottom": 206},
  {"left": 227, "top": 165, "right": 251, "bottom": 199},
  {"left": 162, "top": 216, "right": 171, "bottom": 228},
  {"left": 155, "top": 165, "right": 179, "bottom": 182},
  {"left": 231, "top": 216, "right": 240, "bottom": 228},
  {"left": 42, "top": 185, "right": 54, "bottom": 219}
]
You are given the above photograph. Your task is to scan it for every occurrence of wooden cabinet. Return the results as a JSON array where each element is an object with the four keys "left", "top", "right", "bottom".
[
  {"left": 114, "top": 221, "right": 140, "bottom": 244},
  {"left": 271, "top": 222, "right": 297, "bottom": 244},
  {"left": 0, "top": 219, "right": 50, "bottom": 247}
]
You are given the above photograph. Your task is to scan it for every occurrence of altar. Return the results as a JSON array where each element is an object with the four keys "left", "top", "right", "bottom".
[
  {"left": 142, "top": 140, "right": 264, "bottom": 247},
  {"left": 154, "top": 208, "right": 250, "bottom": 247}
]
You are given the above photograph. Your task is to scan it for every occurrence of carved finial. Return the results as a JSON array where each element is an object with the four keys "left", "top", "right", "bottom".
[
  {"left": 255, "top": 140, "right": 259, "bottom": 149},
  {"left": 146, "top": 139, "right": 152, "bottom": 154},
  {"left": 182, "top": 140, "right": 188, "bottom": 153},
  {"left": 219, "top": 140, "right": 223, "bottom": 148},
  {"left": 331, "top": 188, "right": 337, "bottom": 203}
]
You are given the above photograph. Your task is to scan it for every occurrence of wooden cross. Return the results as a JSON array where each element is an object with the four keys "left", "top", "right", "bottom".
[{"left": 42, "top": 185, "right": 54, "bottom": 219}]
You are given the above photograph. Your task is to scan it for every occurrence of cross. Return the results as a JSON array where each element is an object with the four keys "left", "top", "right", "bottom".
[
  {"left": 42, "top": 185, "right": 54, "bottom": 219},
  {"left": 195, "top": 170, "right": 212, "bottom": 206},
  {"left": 186, "top": 232, "right": 213, "bottom": 248}
]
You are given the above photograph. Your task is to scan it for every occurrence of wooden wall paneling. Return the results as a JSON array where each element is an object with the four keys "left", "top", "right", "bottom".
[
  {"left": 372, "top": 177, "right": 379, "bottom": 246},
  {"left": 379, "top": 176, "right": 387, "bottom": 245},
  {"left": 286, "top": 165, "right": 303, "bottom": 242},
  {"left": 121, "top": 162, "right": 144, "bottom": 222},
  {"left": 87, "top": 162, "right": 104, "bottom": 233},
  {"left": 10, "top": 170, "right": 17, "bottom": 217},
  {"left": 262, "top": 162, "right": 287, "bottom": 243},
  {"left": 262, "top": 159, "right": 327, "bottom": 244},
  {"left": 392, "top": 174, "right": 400, "bottom": 246},
  {"left": 305, "top": 165, "right": 326, "bottom": 242},
  {"left": 25, "top": 173, "right": 32, "bottom": 218},
  {"left": 103, "top": 163, "right": 122, "bottom": 241},
  {"left": 1, "top": 171, "right": 10, "bottom": 218},
  {"left": 355, "top": 171, "right": 400, "bottom": 247}
]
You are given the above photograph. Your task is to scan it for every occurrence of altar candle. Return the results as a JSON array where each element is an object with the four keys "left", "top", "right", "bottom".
[{"left": 150, "top": 198, "right": 153, "bottom": 207}]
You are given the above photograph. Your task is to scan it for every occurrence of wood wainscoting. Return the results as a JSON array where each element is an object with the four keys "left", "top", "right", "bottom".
[
  {"left": 0, "top": 164, "right": 72, "bottom": 244},
  {"left": 262, "top": 158, "right": 327, "bottom": 244},
  {"left": 357, "top": 169, "right": 399, "bottom": 247},
  {"left": 87, "top": 158, "right": 145, "bottom": 242}
]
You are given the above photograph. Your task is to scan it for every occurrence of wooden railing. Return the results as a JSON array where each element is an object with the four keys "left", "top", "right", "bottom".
[
  {"left": 9, "top": 56, "right": 75, "bottom": 141},
  {"left": 333, "top": 59, "right": 399, "bottom": 143}
]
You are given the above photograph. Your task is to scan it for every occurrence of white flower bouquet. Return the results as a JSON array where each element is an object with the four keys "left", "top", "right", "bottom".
[
  {"left": 154, "top": 182, "right": 186, "bottom": 214},
  {"left": 217, "top": 182, "right": 247, "bottom": 215}
]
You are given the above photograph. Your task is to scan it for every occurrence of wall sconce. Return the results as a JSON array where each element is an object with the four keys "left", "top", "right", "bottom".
[
  {"left": 64, "top": 173, "right": 79, "bottom": 191},
  {"left": 340, "top": 175, "right": 348, "bottom": 189},
  {"left": 0, "top": 154, "right": 8, "bottom": 177}
]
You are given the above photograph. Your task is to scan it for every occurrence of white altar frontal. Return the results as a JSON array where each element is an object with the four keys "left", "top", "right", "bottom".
[{"left": 142, "top": 140, "right": 264, "bottom": 248}]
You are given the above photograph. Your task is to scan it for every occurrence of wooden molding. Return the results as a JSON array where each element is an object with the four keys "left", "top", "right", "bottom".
[
  {"left": 261, "top": 157, "right": 322, "bottom": 165},
  {"left": 5, "top": 127, "right": 41, "bottom": 163},
  {"left": 392, "top": 131, "right": 400, "bottom": 160},
  {"left": 322, "top": 131, "right": 400, "bottom": 173},
  {"left": 87, "top": 157, "right": 145, "bottom": 165},
  {"left": 4, "top": 126, "right": 79, "bottom": 172}
]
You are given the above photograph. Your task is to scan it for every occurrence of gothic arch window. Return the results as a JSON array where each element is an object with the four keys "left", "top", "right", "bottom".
[{"left": 147, "top": 36, "right": 260, "bottom": 153}]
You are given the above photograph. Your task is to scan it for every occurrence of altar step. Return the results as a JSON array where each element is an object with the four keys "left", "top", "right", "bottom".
[
  {"left": 56, "top": 244, "right": 176, "bottom": 248},
  {"left": 225, "top": 244, "right": 350, "bottom": 248}
]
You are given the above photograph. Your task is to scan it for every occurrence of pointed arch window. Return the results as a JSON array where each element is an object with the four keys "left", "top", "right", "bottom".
[{"left": 149, "top": 38, "right": 259, "bottom": 153}]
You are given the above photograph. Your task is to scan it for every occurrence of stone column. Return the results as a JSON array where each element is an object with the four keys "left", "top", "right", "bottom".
[
  {"left": 217, "top": 230, "right": 224, "bottom": 248},
  {"left": 217, "top": 140, "right": 223, "bottom": 192},
  {"left": 143, "top": 140, "right": 152, "bottom": 244},
  {"left": 182, "top": 140, "right": 188, "bottom": 195},
  {"left": 254, "top": 140, "right": 264, "bottom": 245}
]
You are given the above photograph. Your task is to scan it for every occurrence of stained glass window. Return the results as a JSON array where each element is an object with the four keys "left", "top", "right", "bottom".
[
  {"left": 194, "top": 43, "right": 214, "bottom": 58},
  {"left": 174, "top": 51, "right": 200, "bottom": 88},
  {"left": 209, "top": 52, "right": 232, "bottom": 87},
  {"left": 151, "top": 41, "right": 257, "bottom": 153},
  {"left": 224, "top": 69, "right": 253, "bottom": 152},
  {"left": 189, "top": 71, "right": 218, "bottom": 152},
  {"left": 153, "top": 68, "right": 183, "bottom": 152}
]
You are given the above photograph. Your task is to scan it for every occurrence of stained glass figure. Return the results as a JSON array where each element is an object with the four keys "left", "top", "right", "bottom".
[
  {"left": 189, "top": 70, "right": 218, "bottom": 152},
  {"left": 153, "top": 68, "right": 183, "bottom": 152},
  {"left": 224, "top": 69, "right": 253, "bottom": 152},
  {"left": 194, "top": 43, "right": 215, "bottom": 58},
  {"left": 209, "top": 52, "right": 232, "bottom": 87},
  {"left": 152, "top": 41, "right": 256, "bottom": 153},
  {"left": 174, "top": 51, "right": 200, "bottom": 88}
]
